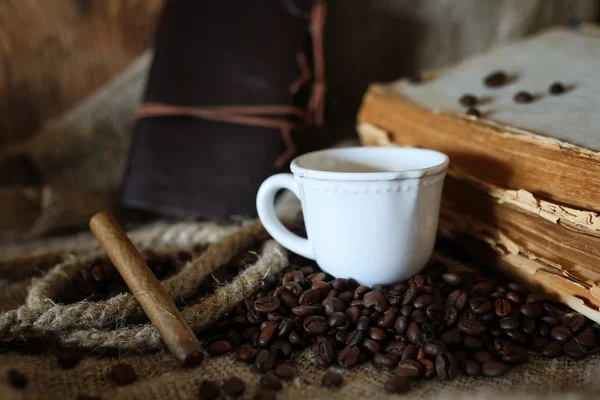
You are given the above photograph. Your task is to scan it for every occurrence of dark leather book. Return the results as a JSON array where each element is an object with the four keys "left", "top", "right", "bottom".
[{"left": 120, "top": 0, "right": 330, "bottom": 220}]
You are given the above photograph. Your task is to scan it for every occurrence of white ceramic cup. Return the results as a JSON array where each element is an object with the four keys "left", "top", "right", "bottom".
[{"left": 256, "top": 146, "right": 449, "bottom": 286}]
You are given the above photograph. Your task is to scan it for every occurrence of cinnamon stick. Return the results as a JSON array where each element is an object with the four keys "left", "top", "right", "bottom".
[{"left": 89, "top": 212, "right": 204, "bottom": 367}]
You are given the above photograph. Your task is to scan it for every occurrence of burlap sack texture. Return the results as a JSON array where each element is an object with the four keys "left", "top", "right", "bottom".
[{"left": 0, "top": 220, "right": 598, "bottom": 400}]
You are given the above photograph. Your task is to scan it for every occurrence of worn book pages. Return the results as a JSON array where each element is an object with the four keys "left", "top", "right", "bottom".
[{"left": 389, "top": 24, "right": 600, "bottom": 151}]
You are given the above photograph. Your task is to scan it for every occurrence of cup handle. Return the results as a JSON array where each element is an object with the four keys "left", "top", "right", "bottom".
[{"left": 256, "top": 173, "right": 314, "bottom": 260}]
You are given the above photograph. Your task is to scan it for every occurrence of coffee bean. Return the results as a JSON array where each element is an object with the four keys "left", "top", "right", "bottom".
[
  {"left": 298, "top": 288, "right": 320, "bottom": 306},
  {"left": 57, "top": 348, "right": 84, "bottom": 369},
  {"left": 463, "top": 336, "right": 483, "bottom": 350},
  {"left": 549, "top": 82, "right": 565, "bottom": 95},
  {"left": 407, "top": 322, "right": 426, "bottom": 346},
  {"left": 482, "top": 361, "right": 511, "bottom": 377},
  {"left": 566, "top": 314, "right": 586, "bottom": 333},
  {"left": 402, "top": 344, "right": 419, "bottom": 361},
  {"left": 500, "top": 316, "right": 519, "bottom": 330},
  {"left": 373, "top": 352, "right": 398, "bottom": 368},
  {"left": 542, "top": 342, "right": 562, "bottom": 357},
  {"left": 110, "top": 363, "right": 137, "bottom": 386},
  {"left": 237, "top": 345, "right": 259, "bottom": 363},
  {"left": 446, "top": 290, "right": 468, "bottom": 310},
  {"left": 458, "top": 320, "right": 486, "bottom": 336},
  {"left": 343, "top": 306, "right": 359, "bottom": 325},
  {"left": 338, "top": 345, "right": 360, "bottom": 369},
  {"left": 310, "top": 336, "right": 334, "bottom": 367},
  {"left": 381, "top": 290, "right": 401, "bottom": 307},
  {"left": 368, "top": 327, "right": 387, "bottom": 341},
  {"left": 326, "top": 289, "right": 340, "bottom": 300},
  {"left": 506, "top": 292, "right": 523, "bottom": 304},
  {"left": 385, "top": 376, "right": 412, "bottom": 393},
  {"left": 363, "top": 338, "right": 382, "bottom": 354},
  {"left": 322, "top": 298, "right": 346, "bottom": 316},
  {"left": 421, "top": 341, "right": 443, "bottom": 358},
  {"left": 222, "top": 376, "right": 246, "bottom": 397},
  {"left": 443, "top": 307, "right": 458, "bottom": 326},
  {"left": 303, "top": 316, "right": 329, "bottom": 335},
  {"left": 519, "top": 317, "right": 536, "bottom": 335},
  {"left": 539, "top": 323, "right": 550, "bottom": 337},
  {"left": 563, "top": 342, "right": 586, "bottom": 360},
  {"left": 441, "top": 329, "right": 462, "bottom": 346},
  {"left": 7, "top": 369, "right": 27, "bottom": 389},
  {"left": 377, "top": 310, "right": 396, "bottom": 329},
  {"left": 494, "top": 299, "right": 511, "bottom": 318},
  {"left": 280, "top": 292, "right": 299, "bottom": 309},
  {"left": 307, "top": 272, "right": 326, "bottom": 282},
  {"left": 321, "top": 371, "right": 343, "bottom": 388},
  {"left": 386, "top": 341, "right": 406, "bottom": 357},
  {"left": 364, "top": 291, "right": 388, "bottom": 312},
  {"left": 441, "top": 273, "right": 463, "bottom": 286},
  {"left": 253, "top": 388, "right": 277, "bottom": 400},
  {"left": 356, "top": 316, "right": 370, "bottom": 331},
  {"left": 283, "top": 281, "right": 303, "bottom": 296},
  {"left": 311, "top": 280, "right": 330, "bottom": 298},
  {"left": 550, "top": 326, "right": 571, "bottom": 342},
  {"left": 271, "top": 340, "right": 293, "bottom": 359},
  {"left": 260, "top": 374, "right": 283, "bottom": 391},
  {"left": 292, "top": 305, "right": 322, "bottom": 317},
  {"left": 274, "top": 364, "right": 296, "bottom": 380},
  {"left": 338, "top": 291, "right": 354, "bottom": 305},
  {"left": 395, "top": 359, "right": 424, "bottom": 378},
  {"left": 531, "top": 336, "right": 550, "bottom": 349},
  {"left": 470, "top": 297, "right": 493, "bottom": 315},
  {"left": 463, "top": 360, "right": 482, "bottom": 376},
  {"left": 402, "top": 287, "right": 417, "bottom": 305},
  {"left": 425, "top": 303, "right": 445, "bottom": 322},
  {"left": 411, "top": 309, "right": 428, "bottom": 324},
  {"left": 328, "top": 312, "right": 347, "bottom": 329},
  {"left": 466, "top": 108, "right": 481, "bottom": 117},
  {"left": 353, "top": 286, "right": 370, "bottom": 299},
  {"left": 283, "top": 271, "right": 304, "bottom": 284},
  {"left": 255, "top": 296, "right": 281, "bottom": 313},
  {"left": 458, "top": 93, "right": 477, "bottom": 106},
  {"left": 413, "top": 294, "right": 435, "bottom": 309},
  {"left": 255, "top": 349, "right": 276, "bottom": 372},
  {"left": 346, "top": 329, "right": 364, "bottom": 346},
  {"left": 577, "top": 329, "right": 597, "bottom": 349},
  {"left": 520, "top": 302, "right": 543, "bottom": 318},
  {"left": 473, "top": 350, "right": 495, "bottom": 365},
  {"left": 484, "top": 71, "right": 508, "bottom": 87},
  {"left": 198, "top": 380, "right": 220, "bottom": 400},
  {"left": 335, "top": 331, "right": 350, "bottom": 345},
  {"left": 436, "top": 352, "right": 459, "bottom": 380},
  {"left": 394, "top": 316, "right": 409, "bottom": 334},
  {"left": 506, "top": 329, "right": 527, "bottom": 345},
  {"left": 260, "top": 276, "right": 276, "bottom": 293},
  {"left": 542, "top": 315, "right": 560, "bottom": 326},
  {"left": 208, "top": 340, "right": 234, "bottom": 354}
]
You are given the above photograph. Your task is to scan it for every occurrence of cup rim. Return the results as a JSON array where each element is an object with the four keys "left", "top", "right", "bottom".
[{"left": 290, "top": 146, "right": 449, "bottom": 181}]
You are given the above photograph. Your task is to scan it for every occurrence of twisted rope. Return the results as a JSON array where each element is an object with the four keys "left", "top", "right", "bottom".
[
  {"left": 59, "top": 240, "right": 287, "bottom": 351},
  {"left": 0, "top": 220, "right": 267, "bottom": 339}
]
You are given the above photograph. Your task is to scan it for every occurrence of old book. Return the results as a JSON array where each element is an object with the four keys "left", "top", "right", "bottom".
[
  {"left": 438, "top": 232, "right": 600, "bottom": 324},
  {"left": 439, "top": 175, "right": 600, "bottom": 315},
  {"left": 356, "top": 24, "right": 600, "bottom": 213}
]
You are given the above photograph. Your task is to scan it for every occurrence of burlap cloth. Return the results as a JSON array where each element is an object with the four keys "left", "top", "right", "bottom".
[{"left": 0, "top": 219, "right": 598, "bottom": 400}]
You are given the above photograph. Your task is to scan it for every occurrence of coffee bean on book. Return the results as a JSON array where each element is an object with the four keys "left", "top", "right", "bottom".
[
  {"left": 514, "top": 91, "right": 534, "bottom": 103},
  {"left": 459, "top": 94, "right": 477, "bottom": 107},
  {"left": 484, "top": 70, "right": 508, "bottom": 87},
  {"left": 549, "top": 82, "right": 565, "bottom": 94}
]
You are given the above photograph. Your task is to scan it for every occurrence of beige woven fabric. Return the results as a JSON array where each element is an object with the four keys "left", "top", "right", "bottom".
[{"left": 0, "top": 220, "right": 598, "bottom": 400}]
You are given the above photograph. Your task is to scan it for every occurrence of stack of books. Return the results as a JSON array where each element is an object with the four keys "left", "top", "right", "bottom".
[{"left": 356, "top": 23, "right": 600, "bottom": 323}]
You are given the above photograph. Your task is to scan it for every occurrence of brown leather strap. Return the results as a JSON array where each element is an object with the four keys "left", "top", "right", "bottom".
[{"left": 133, "top": 0, "right": 327, "bottom": 168}]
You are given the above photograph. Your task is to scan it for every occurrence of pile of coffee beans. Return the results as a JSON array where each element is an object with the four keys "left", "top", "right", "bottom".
[{"left": 199, "top": 256, "right": 598, "bottom": 395}]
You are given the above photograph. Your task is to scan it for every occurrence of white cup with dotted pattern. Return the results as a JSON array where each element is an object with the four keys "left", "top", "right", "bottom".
[{"left": 256, "top": 146, "right": 449, "bottom": 286}]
